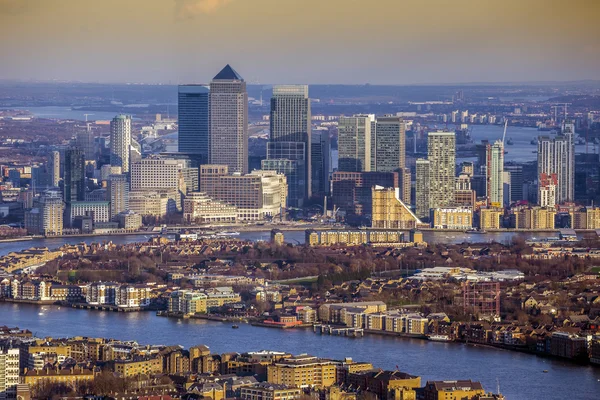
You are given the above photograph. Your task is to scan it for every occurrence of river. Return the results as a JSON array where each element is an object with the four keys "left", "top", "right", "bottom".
[
  {"left": 0, "top": 303, "right": 598, "bottom": 400},
  {"left": 0, "top": 230, "right": 566, "bottom": 257}
]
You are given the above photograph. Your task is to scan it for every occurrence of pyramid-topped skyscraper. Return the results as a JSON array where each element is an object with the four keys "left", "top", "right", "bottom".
[{"left": 209, "top": 65, "right": 248, "bottom": 174}]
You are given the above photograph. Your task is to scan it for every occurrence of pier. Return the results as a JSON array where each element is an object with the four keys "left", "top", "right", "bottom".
[{"left": 313, "top": 324, "right": 364, "bottom": 337}]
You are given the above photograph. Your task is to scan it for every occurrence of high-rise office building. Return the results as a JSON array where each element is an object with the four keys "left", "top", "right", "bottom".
[
  {"left": 178, "top": 85, "right": 210, "bottom": 164},
  {"left": 427, "top": 131, "right": 456, "bottom": 210},
  {"left": 268, "top": 85, "right": 311, "bottom": 204},
  {"left": 486, "top": 140, "right": 504, "bottom": 207},
  {"left": 64, "top": 147, "right": 86, "bottom": 203},
  {"left": 374, "top": 116, "right": 405, "bottom": 172},
  {"left": 538, "top": 123, "right": 574, "bottom": 204},
  {"left": 48, "top": 151, "right": 60, "bottom": 187},
  {"left": 110, "top": 114, "right": 132, "bottom": 173},
  {"left": 505, "top": 164, "right": 524, "bottom": 202},
  {"left": 415, "top": 159, "right": 430, "bottom": 219},
  {"left": 263, "top": 142, "right": 306, "bottom": 208},
  {"left": 311, "top": 131, "right": 331, "bottom": 197},
  {"left": 209, "top": 65, "right": 248, "bottom": 174},
  {"left": 338, "top": 115, "right": 373, "bottom": 172},
  {"left": 109, "top": 174, "right": 129, "bottom": 219},
  {"left": 76, "top": 127, "right": 95, "bottom": 161}
]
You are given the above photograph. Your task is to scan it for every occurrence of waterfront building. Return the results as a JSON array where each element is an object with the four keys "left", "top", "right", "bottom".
[
  {"left": 587, "top": 208, "right": 600, "bottom": 229},
  {"left": 178, "top": 84, "right": 210, "bottom": 164},
  {"left": 108, "top": 174, "right": 129, "bottom": 219},
  {"left": 338, "top": 115, "right": 373, "bottom": 172},
  {"left": 415, "top": 158, "right": 430, "bottom": 219},
  {"left": 48, "top": 151, "right": 60, "bottom": 187},
  {"left": 505, "top": 164, "right": 524, "bottom": 202},
  {"left": 115, "top": 285, "right": 151, "bottom": 308},
  {"left": 374, "top": 116, "right": 405, "bottom": 173},
  {"left": 427, "top": 131, "right": 456, "bottom": 210},
  {"left": 331, "top": 171, "right": 399, "bottom": 217},
  {"left": 183, "top": 192, "right": 238, "bottom": 223},
  {"left": 268, "top": 85, "right": 311, "bottom": 203},
  {"left": 537, "top": 123, "right": 574, "bottom": 204},
  {"left": 371, "top": 186, "right": 422, "bottom": 229},
  {"left": 210, "top": 65, "right": 248, "bottom": 174},
  {"left": 240, "top": 382, "right": 302, "bottom": 400},
  {"left": 25, "top": 192, "right": 64, "bottom": 236},
  {"left": 116, "top": 210, "right": 142, "bottom": 230},
  {"left": 430, "top": 207, "right": 472, "bottom": 230},
  {"left": 199, "top": 165, "right": 287, "bottom": 221},
  {"left": 479, "top": 208, "right": 502, "bottom": 230},
  {"left": 306, "top": 229, "right": 421, "bottom": 247},
  {"left": 0, "top": 348, "right": 19, "bottom": 400},
  {"left": 271, "top": 229, "right": 284, "bottom": 245},
  {"left": 128, "top": 189, "right": 180, "bottom": 217},
  {"left": 86, "top": 282, "right": 118, "bottom": 305},
  {"left": 318, "top": 302, "right": 387, "bottom": 324},
  {"left": 67, "top": 201, "right": 110, "bottom": 226},
  {"left": 454, "top": 174, "right": 476, "bottom": 208},
  {"left": 130, "top": 157, "right": 189, "bottom": 193},
  {"left": 513, "top": 206, "right": 555, "bottom": 230},
  {"left": 169, "top": 290, "right": 208, "bottom": 315},
  {"left": 110, "top": 114, "right": 132, "bottom": 173},
  {"left": 64, "top": 147, "right": 85, "bottom": 204},
  {"left": 267, "top": 354, "right": 337, "bottom": 388},
  {"left": 311, "top": 131, "right": 331, "bottom": 197},
  {"left": 486, "top": 140, "right": 504, "bottom": 207}
]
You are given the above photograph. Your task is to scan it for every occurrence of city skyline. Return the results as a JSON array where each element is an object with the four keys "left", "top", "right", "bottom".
[{"left": 1, "top": 0, "right": 599, "bottom": 84}]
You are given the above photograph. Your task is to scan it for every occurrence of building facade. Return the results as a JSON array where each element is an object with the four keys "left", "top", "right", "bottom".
[
  {"left": 178, "top": 85, "right": 210, "bottom": 164},
  {"left": 338, "top": 115, "right": 373, "bottom": 172},
  {"left": 374, "top": 116, "right": 405, "bottom": 172},
  {"left": 110, "top": 114, "right": 132, "bottom": 173}
]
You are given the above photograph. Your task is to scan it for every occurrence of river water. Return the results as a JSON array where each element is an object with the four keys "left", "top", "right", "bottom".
[
  {"left": 0, "top": 303, "right": 598, "bottom": 400},
  {"left": 0, "top": 230, "right": 565, "bottom": 257}
]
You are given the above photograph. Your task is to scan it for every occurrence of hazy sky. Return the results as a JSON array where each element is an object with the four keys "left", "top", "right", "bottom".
[{"left": 1, "top": 0, "right": 599, "bottom": 84}]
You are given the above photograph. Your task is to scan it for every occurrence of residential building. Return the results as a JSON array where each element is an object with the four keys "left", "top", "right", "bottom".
[
  {"left": 110, "top": 114, "right": 132, "bottom": 173},
  {"left": 338, "top": 115, "right": 373, "bottom": 172},
  {"left": 479, "top": 208, "right": 502, "bottom": 230},
  {"left": 116, "top": 210, "right": 142, "bottom": 230},
  {"left": 415, "top": 158, "right": 430, "bottom": 219},
  {"left": 374, "top": 116, "right": 405, "bottom": 172},
  {"left": 371, "top": 186, "right": 422, "bottom": 229},
  {"left": 113, "top": 357, "right": 162, "bottom": 377},
  {"left": 0, "top": 348, "right": 19, "bottom": 400},
  {"left": 538, "top": 173, "right": 558, "bottom": 208},
  {"left": 267, "top": 354, "right": 337, "bottom": 388},
  {"left": 513, "top": 207, "right": 555, "bottom": 230},
  {"left": 178, "top": 84, "right": 210, "bottom": 164},
  {"left": 537, "top": 123, "right": 574, "bottom": 204},
  {"left": 430, "top": 207, "right": 472, "bottom": 230},
  {"left": 240, "top": 382, "right": 302, "bottom": 400},
  {"left": 23, "top": 366, "right": 95, "bottom": 389},
  {"left": 427, "top": 131, "right": 456, "bottom": 210},
  {"left": 67, "top": 201, "right": 110, "bottom": 226},
  {"left": 422, "top": 380, "right": 485, "bottom": 400},
  {"left": 210, "top": 64, "right": 248, "bottom": 174},
  {"left": 115, "top": 285, "right": 151, "bottom": 308},
  {"left": 486, "top": 140, "right": 504, "bottom": 207},
  {"left": 86, "top": 282, "right": 119, "bottom": 305},
  {"left": 48, "top": 151, "right": 60, "bottom": 187},
  {"left": 169, "top": 290, "right": 208, "bottom": 315},
  {"left": 109, "top": 174, "right": 129, "bottom": 219},
  {"left": 25, "top": 192, "right": 64, "bottom": 236}
]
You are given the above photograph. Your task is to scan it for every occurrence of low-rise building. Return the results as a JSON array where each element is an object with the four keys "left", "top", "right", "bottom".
[
  {"left": 113, "top": 356, "right": 163, "bottom": 377},
  {"left": 430, "top": 207, "right": 472, "bottom": 230},
  {"left": 240, "top": 382, "right": 302, "bottom": 400},
  {"left": 183, "top": 192, "right": 238, "bottom": 224},
  {"left": 422, "top": 380, "right": 485, "bottom": 400},
  {"left": 267, "top": 354, "right": 337, "bottom": 388}
]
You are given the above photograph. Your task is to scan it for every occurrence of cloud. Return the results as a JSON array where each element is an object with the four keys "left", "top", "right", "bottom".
[{"left": 174, "top": 0, "right": 234, "bottom": 18}]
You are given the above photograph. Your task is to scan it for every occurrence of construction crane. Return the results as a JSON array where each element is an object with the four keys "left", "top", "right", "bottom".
[
  {"left": 501, "top": 119, "right": 508, "bottom": 145},
  {"left": 83, "top": 113, "right": 94, "bottom": 122}
]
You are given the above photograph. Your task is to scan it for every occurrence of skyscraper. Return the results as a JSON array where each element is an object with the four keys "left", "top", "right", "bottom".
[
  {"left": 64, "top": 147, "right": 85, "bottom": 203},
  {"left": 178, "top": 85, "right": 210, "bottom": 164},
  {"left": 415, "top": 158, "right": 430, "bottom": 219},
  {"left": 268, "top": 85, "right": 312, "bottom": 203},
  {"left": 486, "top": 140, "right": 504, "bottom": 207},
  {"left": 76, "top": 127, "right": 95, "bottom": 161},
  {"left": 110, "top": 114, "right": 132, "bottom": 173},
  {"left": 338, "top": 115, "right": 373, "bottom": 172},
  {"left": 374, "top": 116, "right": 405, "bottom": 172},
  {"left": 427, "top": 131, "right": 456, "bottom": 210},
  {"left": 209, "top": 65, "right": 248, "bottom": 174},
  {"left": 311, "top": 131, "right": 331, "bottom": 197},
  {"left": 109, "top": 174, "right": 129, "bottom": 219},
  {"left": 262, "top": 143, "right": 306, "bottom": 208},
  {"left": 538, "top": 123, "right": 574, "bottom": 204},
  {"left": 48, "top": 151, "right": 60, "bottom": 187}
]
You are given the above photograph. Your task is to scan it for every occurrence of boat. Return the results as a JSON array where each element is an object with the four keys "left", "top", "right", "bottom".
[
  {"left": 543, "top": 370, "right": 549, "bottom": 373},
  {"left": 465, "top": 229, "right": 486, "bottom": 234},
  {"left": 506, "top": 138, "right": 514, "bottom": 145},
  {"left": 232, "top": 325, "right": 239, "bottom": 329},
  {"left": 216, "top": 231, "right": 240, "bottom": 237},
  {"left": 530, "top": 138, "right": 537, "bottom": 145},
  {"left": 428, "top": 335, "right": 452, "bottom": 342}
]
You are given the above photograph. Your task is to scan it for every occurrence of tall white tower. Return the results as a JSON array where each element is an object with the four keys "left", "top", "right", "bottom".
[{"left": 110, "top": 115, "right": 132, "bottom": 173}]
